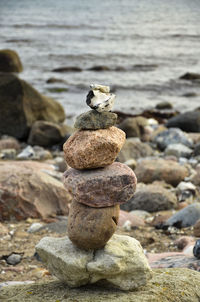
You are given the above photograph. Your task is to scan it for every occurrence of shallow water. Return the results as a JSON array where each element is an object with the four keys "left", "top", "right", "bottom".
[{"left": 0, "top": 0, "right": 200, "bottom": 123}]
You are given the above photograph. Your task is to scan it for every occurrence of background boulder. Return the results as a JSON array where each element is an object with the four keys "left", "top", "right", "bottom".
[{"left": 0, "top": 49, "right": 23, "bottom": 72}]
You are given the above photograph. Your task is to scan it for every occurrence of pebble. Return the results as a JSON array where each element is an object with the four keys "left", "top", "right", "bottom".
[
  {"left": 6, "top": 253, "right": 22, "bottom": 265},
  {"left": 17, "top": 146, "right": 35, "bottom": 159},
  {"left": 27, "top": 222, "right": 43, "bottom": 233}
]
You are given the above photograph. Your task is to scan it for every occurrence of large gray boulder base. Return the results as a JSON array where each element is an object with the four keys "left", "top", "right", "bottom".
[{"left": 36, "top": 234, "right": 152, "bottom": 291}]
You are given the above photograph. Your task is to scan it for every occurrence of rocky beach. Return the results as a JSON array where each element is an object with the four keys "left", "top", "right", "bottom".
[{"left": 1, "top": 1, "right": 200, "bottom": 300}]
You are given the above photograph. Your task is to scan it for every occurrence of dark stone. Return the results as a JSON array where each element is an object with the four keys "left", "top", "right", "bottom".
[
  {"left": 0, "top": 49, "right": 23, "bottom": 73},
  {"left": 193, "top": 240, "right": 200, "bottom": 259},
  {"left": 194, "top": 142, "right": 200, "bottom": 156},
  {"left": 52, "top": 67, "right": 82, "bottom": 72},
  {"left": 74, "top": 110, "right": 118, "bottom": 130},
  {"left": 166, "top": 111, "right": 200, "bottom": 132},
  {"left": 155, "top": 102, "right": 173, "bottom": 110},
  {"left": 180, "top": 72, "right": 200, "bottom": 81},
  {"left": 87, "top": 65, "right": 110, "bottom": 71},
  {"left": 0, "top": 73, "right": 65, "bottom": 139}
]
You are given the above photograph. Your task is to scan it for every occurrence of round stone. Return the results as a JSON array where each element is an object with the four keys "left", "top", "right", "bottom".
[{"left": 68, "top": 200, "right": 119, "bottom": 250}]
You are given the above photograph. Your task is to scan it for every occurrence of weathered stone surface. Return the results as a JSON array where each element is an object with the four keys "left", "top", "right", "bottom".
[
  {"left": 163, "top": 203, "right": 200, "bottom": 229},
  {"left": 166, "top": 111, "right": 200, "bottom": 133},
  {"left": 165, "top": 143, "right": 193, "bottom": 158},
  {"left": 190, "top": 166, "right": 200, "bottom": 186},
  {"left": 0, "top": 49, "right": 23, "bottom": 72},
  {"left": 63, "top": 127, "right": 125, "bottom": 169},
  {"left": 68, "top": 200, "right": 119, "bottom": 250},
  {"left": 194, "top": 219, "right": 200, "bottom": 237},
  {"left": 135, "top": 158, "right": 189, "bottom": 186},
  {"left": 1, "top": 269, "right": 200, "bottom": 302},
  {"left": 64, "top": 162, "right": 137, "bottom": 207},
  {"left": 74, "top": 110, "right": 117, "bottom": 130},
  {"left": 0, "top": 161, "right": 71, "bottom": 221},
  {"left": 28, "top": 121, "right": 68, "bottom": 147},
  {"left": 118, "top": 138, "right": 154, "bottom": 162},
  {"left": 121, "top": 184, "right": 177, "bottom": 212},
  {"left": 118, "top": 116, "right": 148, "bottom": 138},
  {"left": 153, "top": 128, "right": 193, "bottom": 150},
  {"left": 0, "top": 73, "right": 65, "bottom": 139},
  {"left": 36, "top": 234, "right": 152, "bottom": 291}
]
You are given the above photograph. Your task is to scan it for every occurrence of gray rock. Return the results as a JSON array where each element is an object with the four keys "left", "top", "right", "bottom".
[
  {"left": 153, "top": 128, "right": 193, "bottom": 150},
  {"left": 74, "top": 110, "right": 117, "bottom": 130},
  {"left": 121, "top": 184, "right": 177, "bottom": 212},
  {"left": 166, "top": 111, "right": 200, "bottom": 132},
  {"left": 118, "top": 138, "right": 154, "bottom": 162},
  {"left": 194, "top": 142, "right": 200, "bottom": 156},
  {"left": 165, "top": 143, "right": 193, "bottom": 158},
  {"left": 0, "top": 149, "right": 16, "bottom": 159},
  {"left": 36, "top": 234, "right": 152, "bottom": 291},
  {"left": 6, "top": 254, "right": 22, "bottom": 265},
  {"left": 163, "top": 203, "right": 200, "bottom": 228},
  {"left": 150, "top": 255, "right": 200, "bottom": 269},
  {"left": 17, "top": 146, "right": 35, "bottom": 159}
]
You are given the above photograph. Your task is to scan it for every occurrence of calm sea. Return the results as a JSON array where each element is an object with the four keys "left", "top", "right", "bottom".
[{"left": 0, "top": 0, "right": 200, "bottom": 124}]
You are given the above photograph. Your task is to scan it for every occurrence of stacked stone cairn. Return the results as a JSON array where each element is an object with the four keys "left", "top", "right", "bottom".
[
  {"left": 36, "top": 84, "right": 152, "bottom": 291},
  {"left": 63, "top": 84, "right": 137, "bottom": 250}
]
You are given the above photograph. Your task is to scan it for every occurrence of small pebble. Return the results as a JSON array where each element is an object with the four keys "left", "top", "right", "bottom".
[{"left": 6, "top": 253, "right": 22, "bottom": 265}]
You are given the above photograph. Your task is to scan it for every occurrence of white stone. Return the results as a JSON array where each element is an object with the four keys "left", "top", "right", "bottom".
[
  {"left": 17, "top": 146, "right": 35, "bottom": 159},
  {"left": 86, "top": 84, "right": 115, "bottom": 112},
  {"left": 36, "top": 234, "right": 152, "bottom": 291},
  {"left": 90, "top": 84, "right": 110, "bottom": 93},
  {"left": 27, "top": 223, "right": 43, "bottom": 233},
  {"left": 165, "top": 143, "right": 193, "bottom": 158}
]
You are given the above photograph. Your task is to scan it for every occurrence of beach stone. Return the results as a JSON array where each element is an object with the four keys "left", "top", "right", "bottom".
[
  {"left": 118, "top": 210, "right": 145, "bottom": 227},
  {"left": 165, "top": 143, "right": 193, "bottom": 158},
  {"left": 118, "top": 116, "right": 148, "bottom": 138},
  {"left": 68, "top": 200, "right": 119, "bottom": 250},
  {"left": 180, "top": 72, "right": 200, "bottom": 81},
  {"left": 74, "top": 110, "right": 117, "bottom": 130},
  {"left": 194, "top": 219, "right": 200, "bottom": 237},
  {"left": 64, "top": 162, "right": 137, "bottom": 207},
  {"left": 155, "top": 101, "right": 173, "bottom": 110},
  {"left": 163, "top": 203, "right": 200, "bottom": 229},
  {"left": 0, "top": 49, "right": 23, "bottom": 72},
  {"left": 1, "top": 269, "right": 200, "bottom": 302},
  {"left": 117, "top": 138, "right": 154, "bottom": 162},
  {"left": 63, "top": 127, "right": 125, "bottom": 170},
  {"left": 0, "top": 161, "right": 71, "bottom": 221},
  {"left": 153, "top": 128, "right": 193, "bottom": 150},
  {"left": 193, "top": 240, "right": 200, "bottom": 259},
  {"left": 123, "top": 158, "right": 137, "bottom": 170},
  {"left": 36, "top": 234, "right": 152, "bottom": 291},
  {"left": 166, "top": 111, "right": 200, "bottom": 133},
  {"left": 0, "top": 148, "right": 16, "bottom": 159},
  {"left": 194, "top": 142, "right": 200, "bottom": 156},
  {"left": 0, "top": 73, "right": 65, "bottom": 139},
  {"left": 28, "top": 121, "right": 68, "bottom": 147},
  {"left": 6, "top": 253, "right": 22, "bottom": 265},
  {"left": 120, "top": 184, "right": 177, "bottom": 212},
  {"left": 0, "top": 137, "right": 20, "bottom": 151},
  {"left": 135, "top": 158, "right": 189, "bottom": 186},
  {"left": 190, "top": 165, "right": 200, "bottom": 185}
]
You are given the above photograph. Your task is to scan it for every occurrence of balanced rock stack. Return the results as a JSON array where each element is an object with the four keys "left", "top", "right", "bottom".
[
  {"left": 63, "top": 84, "right": 137, "bottom": 250},
  {"left": 36, "top": 85, "right": 152, "bottom": 291}
]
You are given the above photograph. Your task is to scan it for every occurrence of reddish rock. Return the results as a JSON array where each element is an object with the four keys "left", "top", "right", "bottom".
[
  {"left": 194, "top": 219, "right": 200, "bottom": 237},
  {"left": 68, "top": 200, "right": 119, "bottom": 250},
  {"left": 64, "top": 162, "right": 137, "bottom": 207},
  {"left": 63, "top": 126, "right": 125, "bottom": 169},
  {"left": 0, "top": 161, "right": 71, "bottom": 221},
  {"left": 135, "top": 158, "right": 189, "bottom": 186},
  {"left": 118, "top": 210, "right": 145, "bottom": 227},
  {"left": 174, "top": 236, "right": 195, "bottom": 250}
]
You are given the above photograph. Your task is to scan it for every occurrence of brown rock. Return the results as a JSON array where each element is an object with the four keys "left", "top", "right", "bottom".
[
  {"left": 135, "top": 158, "right": 189, "bottom": 186},
  {"left": 0, "top": 137, "right": 20, "bottom": 150},
  {"left": 0, "top": 161, "right": 71, "bottom": 221},
  {"left": 63, "top": 126, "right": 125, "bottom": 169},
  {"left": 64, "top": 162, "right": 137, "bottom": 207},
  {"left": 67, "top": 200, "right": 119, "bottom": 250},
  {"left": 118, "top": 116, "right": 148, "bottom": 139},
  {"left": 194, "top": 219, "right": 200, "bottom": 237},
  {"left": 0, "top": 49, "right": 23, "bottom": 72},
  {"left": 118, "top": 210, "right": 145, "bottom": 227}
]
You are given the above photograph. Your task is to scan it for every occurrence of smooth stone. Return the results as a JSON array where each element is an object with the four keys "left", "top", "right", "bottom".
[
  {"left": 36, "top": 234, "right": 152, "bottom": 291},
  {"left": 63, "top": 127, "right": 125, "bottom": 170},
  {"left": 190, "top": 165, "right": 200, "bottom": 186},
  {"left": 135, "top": 158, "right": 189, "bottom": 186},
  {"left": 163, "top": 203, "right": 200, "bottom": 229},
  {"left": 68, "top": 200, "right": 119, "bottom": 250},
  {"left": 118, "top": 137, "right": 154, "bottom": 162},
  {"left": 193, "top": 219, "right": 200, "bottom": 237},
  {"left": 166, "top": 110, "right": 200, "bottom": 133},
  {"left": 153, "top": 128, "right": 193, "bottom": 150},
  {"left": 6, "top": 253, "right": 22, "bottom": 265},
  {"left": 17, "top": 145, "right": 35, "bottom": 159},
  {"left": 27, "top": 223, "right": 44, "bottom": 233},
  {"left": 0, "top": 137, "right": 20, "bottom": 151},
  {"left": 118, "top": 210, "right": 145, "bottom": 227},
  {"left": 0, "top": 49, "right": 23, "bottom": 72},
  {"left": 193, "top": 240, "right": 200, "bottom": 259},
  {"left": 0, "top": 161, "right": 72, "bottom": 220},
  {"left": 118, "top": 116, "right": 148, "bottom": 139},
  {"left": 63, "top": 162, "right": 137, "bottom": 207},
  {"left": 28, "top": 121, "right": 69, "bottom": 147},
  {"left": 74, "top": 110, "right": 117, "bottom": 130},
  {"left": 0, "top": 148, "right": 16, "bottom": 159},
  {"left": 165, "top": 143, "right": 193, "bottom": 158},
  {"left": 120, "top": 184, "right": 177, "bottom": 212},
  {"left": 155, "top": 101, "right": 173, "bottom": 110}
]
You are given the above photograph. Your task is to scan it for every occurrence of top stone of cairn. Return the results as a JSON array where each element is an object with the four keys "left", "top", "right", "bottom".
[{"left": 86, "top": 84, "right": 116, "bottom": 112}]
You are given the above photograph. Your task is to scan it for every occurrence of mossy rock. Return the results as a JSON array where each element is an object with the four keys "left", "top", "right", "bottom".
[
  {"left": 0, "top": 268, "right": 200, "bottom": 302},
  {"left": 0, "top": 49, "right": 23, "bottom": 72},
  {"left": 0, "top": 73, "right": 65, "bottom": 139}
]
